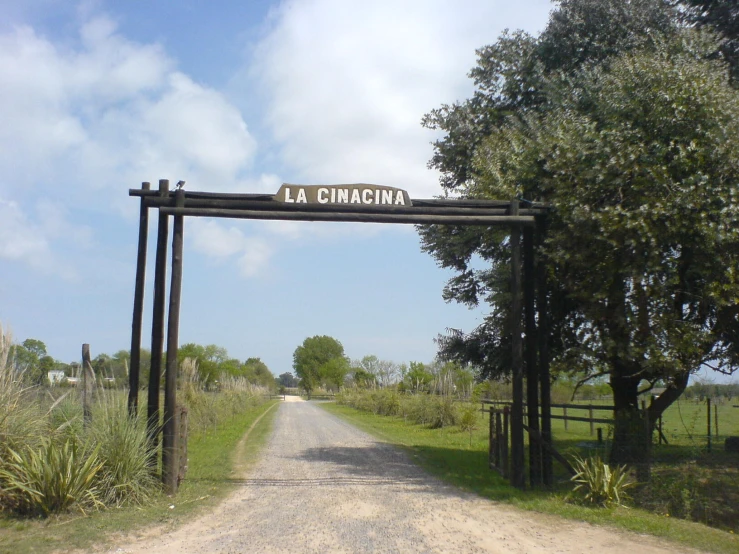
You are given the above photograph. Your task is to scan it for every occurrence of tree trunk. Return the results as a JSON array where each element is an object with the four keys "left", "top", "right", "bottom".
[{"left": 609, "top": 364, "right": 648, "bottom": 466}]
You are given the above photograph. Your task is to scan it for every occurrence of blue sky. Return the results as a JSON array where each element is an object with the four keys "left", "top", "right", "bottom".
[{"left": 1, "top": 1, "right": 731, "bottom": 385}]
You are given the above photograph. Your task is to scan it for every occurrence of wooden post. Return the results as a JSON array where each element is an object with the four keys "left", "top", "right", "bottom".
[
  {"left": 82, "top": 344, "right": 93, "bottom": 428},
  {"left": 707, "top": 397, "right": 712, "bottom": 453},
  {"left": 563, "top": 406, "right": 568, "bottom": 430},
  {"left": 502, "top": 406, "right": 510, "bottom": 480},
  {"left": 509, "top": 200, "right": 525, "bottom": 489},
  {"left": 163, "top": 188, "right": 185, "bottom": 494},
  {"left": 148, "top": 179, "right": 170, "bottom": 465},
  {"left": 642, "top": 406, "right": 651, "bottom": 482},
  {"left": 536, "top": 215, "right": 553, "bottom": 487},
  {"left": 489, "top": 410, "right": 494, "bottom": 469},
  {"left": 597, "top": 427, "right": 603, "bottom": 445},
  {"left": 589, "top": 406, "right": 594, "bottom": 436},
  {"left": 178, "top": 406, "right": 189, "bottom": 486},
  {"left": 524, "top": 226, "right": 541, "bottom": 487},
  {"left": 495, "top": 412, "right": 502, "bottom": 469},
  {"left": 715, "top": 404, "right": 719, "bottom": 439},
  {"left": 128, "top": 182, "right": 151, "bottom": 418}
]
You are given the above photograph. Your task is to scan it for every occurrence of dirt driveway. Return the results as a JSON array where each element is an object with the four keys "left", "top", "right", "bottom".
[{"left": 107, "top": 399, "right": 701, "bottom": 553}]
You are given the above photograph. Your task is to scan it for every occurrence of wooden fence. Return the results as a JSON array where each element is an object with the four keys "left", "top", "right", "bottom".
[
  {"left": 488, "top": 406, "right": 509, "bottom": 477},
  {"left": 481, "top": 398, "right": 688, "bottom": 448}
]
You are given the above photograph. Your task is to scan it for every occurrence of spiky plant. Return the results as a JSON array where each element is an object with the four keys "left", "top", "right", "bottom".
[
  {"left": 0, "top": 438, "right": 104, "bottom": 516},
  {"left": 89, "top": 394, "right": 158, "bottom": 505},
  {"left": 570, "top": 454, "right": 633, "bottom": 508}
]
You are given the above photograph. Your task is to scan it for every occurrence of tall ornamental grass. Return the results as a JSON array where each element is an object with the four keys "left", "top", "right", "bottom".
[
  {"left": 0, "top": 323, "right": 158, "bottom": 516},
  {"left": 337, "top": 389, "right": 460, "bottom": 428},
  {"left": 180, "top": 357, "right": 268, "bottom": 436},
  {"left": 88, "top": 396, "right": 158, "bottom": 506},
  {"left": 0, "top": 324, "right": 45, "bottom": 457}
]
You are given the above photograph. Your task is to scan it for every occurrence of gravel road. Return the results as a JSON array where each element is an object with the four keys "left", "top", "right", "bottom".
[{"left": 109, "top": 398, "right": 701, "bottom": 554}]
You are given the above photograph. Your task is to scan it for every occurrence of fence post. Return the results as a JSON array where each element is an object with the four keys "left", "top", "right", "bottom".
[
  {"left": 589, "top": 406, "right": 594, "bottom": 436},
  {"left": 563, "top": 406, "right": 568, "bottom": 431},
  {"left": 498, "top": 406, "right": 510, "bottom": 478},
  {"left": 82, "top": 344, "right": 94, "bottom": 428},
  {"left": 642, "top": 408, "right": 651, "bottom": 482},
  {"left": 597, "top": 427, "right": 603, "bottom": 445},
  {"left": 714, "top": 403, "right": 719, "bottom": 440},
  {"left": 707, "top": 397, "right": 712, "bottom": 453},
  {"left": 177, "top": 406, "right": 188, "bottom": 486},
  {"left": 488, "top": 410, "right": 494, "bottom": 469}
]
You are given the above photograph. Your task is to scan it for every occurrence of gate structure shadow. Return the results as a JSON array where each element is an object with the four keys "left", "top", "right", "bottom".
[{"left": 127, "top": 179, "right": 553, "bottom": 493}]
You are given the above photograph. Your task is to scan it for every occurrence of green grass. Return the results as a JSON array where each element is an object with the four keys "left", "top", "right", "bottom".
[
  {"left": 0, "top": 399, "right": 280, "bottom": 553},
  {"left": 546, "top": 397, "right": 739, "bottom": 448},
  {"left": 321, "top": 402, "right": 739, "bottom": 554}
]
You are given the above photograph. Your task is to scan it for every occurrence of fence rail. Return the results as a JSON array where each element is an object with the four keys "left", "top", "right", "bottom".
[{"left": 481, "top": 399, "right": 614, "bottom": 436}]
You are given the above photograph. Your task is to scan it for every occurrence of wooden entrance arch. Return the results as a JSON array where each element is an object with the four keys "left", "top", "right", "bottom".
[{"left": 128, "top": 179, "right": 552, "bottom": 493}]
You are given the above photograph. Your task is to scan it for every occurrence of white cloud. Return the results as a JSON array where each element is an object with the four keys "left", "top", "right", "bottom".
[
  {"left": 250, "top": 0, "right": 551, "bottom": 197},
  {"left": 0, "top": 198, "right": 78, "bottom": 278},
  {"left": 0, "top": 14, "right": 265, "bottom": 277},
  {"left": 189, "top": 219, "right": 273, "bottom": 278},
  {"left": 0, "top": 16, "right": 258, "bottom": 203},
  {"left": 0, "top": 199, "right": 49, "bottom": 263}
]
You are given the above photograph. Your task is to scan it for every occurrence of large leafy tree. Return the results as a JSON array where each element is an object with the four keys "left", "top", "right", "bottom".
[
  {"left": 240, "top": 357, "right": 275, "bottom": 389},
  {"left": 292, "top": 335, "right": 346, "bottom": 396},
  {"left": 321, "top": 357, "right": 350, "bottom": 391},
  {"left": 674, "top": 0, "right": 739, "bottom": 82},
  {"left": 9, "top": 338, "right": 48, "bottom": 384},
  {"left": 278, "top": 372, "right": 297, "bottom": 388},
  {"left": 420, "top": 0, "right": 739, "bottom": 463},
  {"left": 178, "top": 343, "right": 229, "bottom": 385}
]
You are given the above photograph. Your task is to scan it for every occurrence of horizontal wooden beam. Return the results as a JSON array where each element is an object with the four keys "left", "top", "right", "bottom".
[
  {"left": 129, "top": 188, "right": 551, "bottom": 213},
  {"left": 158, "top": 206, "right": 537, "bottom": 226},
  {"left": 143, "top": 197, "right": 546, "bottom": 217}
]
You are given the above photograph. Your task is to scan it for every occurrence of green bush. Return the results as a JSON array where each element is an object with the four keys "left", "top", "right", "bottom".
[
  {"left": 459, "top": 403, "right": 478, "bottom": 432},
  {"left": 89, "top": 397, "right": 158, "bottom": 506},
  {"left": 426, "top": 396, "right": 458, "bottom": 429},
  {"left": 0, "top": 369, "right": 45, "bottom": 458},
  {"left": 47, "top": 391, "right": 83, "bottom": 440},
  {"left": 339, "top": 389, "right": 459, "bottom": 428},
  {"left": 0, "top": 438, "right": 104, "bottom": 516},
  {"left": 570, "top": 454, "right": 632, "bottom": 508},
  {"left": 373, "top": 390, "right": 401, "bottom": 416},
  {"left": 634, "top": 462, "right": 712, "bottom": 523}
]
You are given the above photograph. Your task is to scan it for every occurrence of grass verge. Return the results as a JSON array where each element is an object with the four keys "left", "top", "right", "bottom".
[
  {"left": 321, "top": 402, "right": 739, "bottom": 554},
  {"left": 0, "top": 399, "right": 280, "bottom": 554}
]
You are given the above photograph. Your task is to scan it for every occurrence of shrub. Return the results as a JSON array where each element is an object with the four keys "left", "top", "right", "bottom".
[
  {"left": 89, "top": 396, "right": 158, "bottom": 506},
  {"left": 570, "top": 454, "right": 632, "bottom": 508},
  {"left": 459, "top": 403, "right": 478, "bottom": 433},
  {"left": 0, "top": 438, "right": 104, "bottom": 516},
  {"left": 426, "top": 396, "right": 458, "bottom": 429},
  {"left": 373, "top": 390, "right": 401, "bottom": 416}
]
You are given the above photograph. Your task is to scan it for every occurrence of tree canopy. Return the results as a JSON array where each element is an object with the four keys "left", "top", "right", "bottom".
[
  {"left": 673, "top": 0, "right": 739, "bottom": 82},
  {"left": 292, "top": 335, "right": 348, "bottom": 394},
  {"left": 419, "top": 0, "right": 739, "bottom": 463}
]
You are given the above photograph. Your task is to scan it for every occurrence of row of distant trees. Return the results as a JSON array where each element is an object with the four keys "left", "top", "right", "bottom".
[
  {"left": 290, "top": 335, "right": 476, "bottom": 396},
  {"left": 6, "top": 337, "right": 275, "bottom": 390},
  {"left": 684, "top": 382, "right": 739, "bottom": 402}
]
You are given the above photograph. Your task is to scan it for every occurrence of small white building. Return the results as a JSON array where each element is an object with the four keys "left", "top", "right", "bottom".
[{"left": 47, "top": 370, "right": 66, "bottom": 385}]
